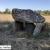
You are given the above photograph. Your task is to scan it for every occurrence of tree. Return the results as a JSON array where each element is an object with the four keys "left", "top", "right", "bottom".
[
  {"left": 42, "top": 10, "right": 50, "bottom": 15},
  {"left": 4, "top": 8, "right": 11, "bottom": 14}
]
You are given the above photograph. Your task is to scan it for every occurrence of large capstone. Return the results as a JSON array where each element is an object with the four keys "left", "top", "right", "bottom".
[{"left": 12, "top": 8, "right": 45, "bottom": 23}]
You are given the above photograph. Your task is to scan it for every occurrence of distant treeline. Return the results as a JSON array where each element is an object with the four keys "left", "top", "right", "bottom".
[
  {"left": 35, "top": 10, "right": 50, "bottom": 15},
  {"left": 0, "top": 9, "right": 50, "bottom": 15},
  {"left": 0, "top": 8, "right": 12, "bottom": 14}
]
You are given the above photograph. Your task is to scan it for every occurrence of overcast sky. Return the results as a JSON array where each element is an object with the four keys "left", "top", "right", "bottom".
[{"left": 0, "top": 0, "right": 50, "bottom": 11}]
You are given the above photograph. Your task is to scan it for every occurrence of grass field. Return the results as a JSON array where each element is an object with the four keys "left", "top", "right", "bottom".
[
  {"left": 0, "top": 14, "right": 14, "bottom": 22},
  {"left": 42, "top": 15, "right": 50, "bottom": 23},
  {"left": 0, "top": 14, "right": 50, "bottom": 38},
  {"left": 0, "top": 14, "right": 50, "bottom": 50}
]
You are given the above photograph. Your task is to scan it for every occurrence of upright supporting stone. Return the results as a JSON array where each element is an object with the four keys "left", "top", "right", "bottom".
[
  {"left": 33, "top": 23, "right": 44, "bottom": 36},
  {"left": 12, "top": 21, "right": 16, "bottom": 32},
  {"left": 15, "top": 21, "right": 24, "bottom": 31}
]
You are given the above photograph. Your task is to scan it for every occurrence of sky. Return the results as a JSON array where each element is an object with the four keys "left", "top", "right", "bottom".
[{"left": 0, "top": 0, "right": 50, "bottom": 11}]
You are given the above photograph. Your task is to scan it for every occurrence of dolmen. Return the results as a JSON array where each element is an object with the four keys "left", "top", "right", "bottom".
[{"left": 12, "top": 8, "right": 45, "bottom": 36}]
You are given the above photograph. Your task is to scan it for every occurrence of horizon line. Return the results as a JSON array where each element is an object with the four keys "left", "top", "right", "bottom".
[{"left": 0, "top": 8, "right": 50, "bottom": 11}]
